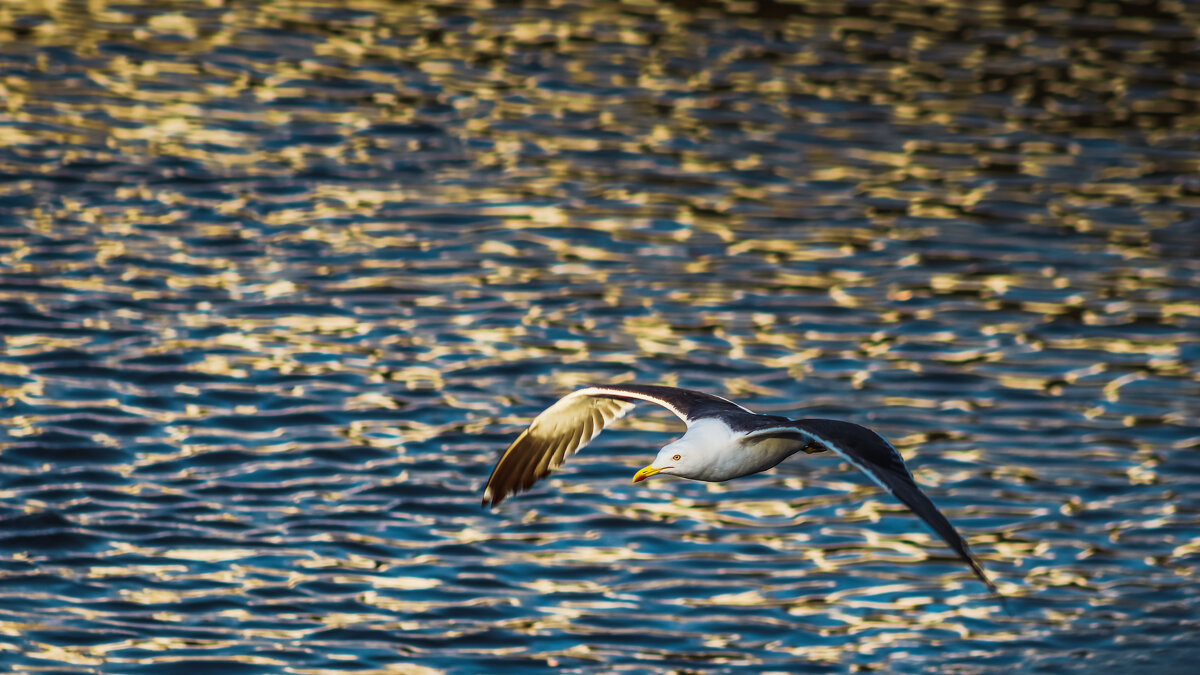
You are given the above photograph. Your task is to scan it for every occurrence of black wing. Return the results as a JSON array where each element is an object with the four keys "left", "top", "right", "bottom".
[
  {"left": 483, "top": 385, "right": 749, "bottom": 507},
  {"left": 746, "top": 419, "right": 1000, "bottom": 597}
]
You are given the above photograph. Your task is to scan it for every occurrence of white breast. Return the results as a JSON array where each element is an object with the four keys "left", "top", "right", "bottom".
[{"left": 677, "top": 418, "right": 799, "bottom": 482}]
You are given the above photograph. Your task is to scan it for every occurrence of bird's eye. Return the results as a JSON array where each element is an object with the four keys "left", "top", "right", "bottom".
[{"left": 672, "top": 454, "right": 681, "bottom": 461}]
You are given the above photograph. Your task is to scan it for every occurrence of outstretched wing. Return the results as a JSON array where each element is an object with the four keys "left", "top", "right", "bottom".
[
  {"left": 483, "top": 385, "right": 749, "bottom": 507},
  {"left": 745, "top": 419, "right": 999, "bottom": 596}
]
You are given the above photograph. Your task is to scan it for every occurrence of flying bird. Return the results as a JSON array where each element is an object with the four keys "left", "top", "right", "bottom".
[{"left": 482, "top": 384, "right": 999, "bottom": 596}]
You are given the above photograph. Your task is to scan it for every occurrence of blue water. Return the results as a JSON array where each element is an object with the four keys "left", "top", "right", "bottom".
[{"left": 1, "top": 1, "right": 1199, "bottom": 672}]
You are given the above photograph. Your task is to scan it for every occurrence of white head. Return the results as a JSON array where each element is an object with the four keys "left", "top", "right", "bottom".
[{"left": 631, "top": 419, "right": 737, "bottom": 483}]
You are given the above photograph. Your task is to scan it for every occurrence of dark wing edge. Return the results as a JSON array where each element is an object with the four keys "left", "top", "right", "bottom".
[
  {"left": 482, "top": 385, "right": 708, "bottom": 508},
  {"left": 747, "top": 419, "right": 1003, "bottom": 601},
  {"left": 585, "top": 383, "right": 753, "bottom": 422}
]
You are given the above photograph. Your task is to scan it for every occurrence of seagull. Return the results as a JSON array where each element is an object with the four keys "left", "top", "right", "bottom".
[{"left": 482, "top": 384, "right": 1000, "bottom": 597}]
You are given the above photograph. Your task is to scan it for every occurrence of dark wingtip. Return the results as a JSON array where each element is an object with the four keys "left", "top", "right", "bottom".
[
  {"left": 996, "top": 592, "right": 1014, "bottom": 616},
  {"left": 982, "top": 577, "right": 1013, "bottom": 616},
  {"left": 959, "top": 546, "right": 1011, "bottom": 613}
]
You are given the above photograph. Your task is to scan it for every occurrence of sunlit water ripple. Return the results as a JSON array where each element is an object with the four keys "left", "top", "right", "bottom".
[{"left": 1, "top": 0, "right": 1199, "bottom": 673}]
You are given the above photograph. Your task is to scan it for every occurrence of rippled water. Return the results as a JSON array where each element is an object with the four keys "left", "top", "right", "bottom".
[{"left": 2, "top": 0, "right": 1199, "bottom": 672}]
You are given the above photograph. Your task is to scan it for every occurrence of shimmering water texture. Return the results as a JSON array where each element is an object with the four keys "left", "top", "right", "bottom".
[{"left": 1, "top": 0, "right": 1199, "bottom": 673}]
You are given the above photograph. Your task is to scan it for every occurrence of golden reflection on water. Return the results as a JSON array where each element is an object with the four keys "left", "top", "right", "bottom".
[{"left": 1, "top": 0, "right": 1200, "bottom": 672}]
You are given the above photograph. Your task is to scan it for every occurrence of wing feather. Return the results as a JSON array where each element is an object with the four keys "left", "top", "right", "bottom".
[
  {"left": 745, "top": 420, "right": 1000, "bottom": 597},
  {"left": 482, "top": 391, "right": 631, "bottom": 506},
  {"left": 484, "top": 384, "right": 743, "bottom": 507}
]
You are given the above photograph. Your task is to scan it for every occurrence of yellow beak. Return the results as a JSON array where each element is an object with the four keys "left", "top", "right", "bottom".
[{"left": 632, "top": 465, "right": 667, "bottom": 483}]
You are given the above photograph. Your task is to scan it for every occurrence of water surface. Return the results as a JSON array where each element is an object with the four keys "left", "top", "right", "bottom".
[{"left": 1, "top": 0, "right": 1199, "bottom": 673}]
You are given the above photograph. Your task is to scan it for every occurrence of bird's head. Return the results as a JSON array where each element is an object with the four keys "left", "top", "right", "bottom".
[
  {"left": 632, "top": 438, "right": 705, "bottom": 483},
  {"left": 632, "top": 419, "right": 737, "bottom": 483}
]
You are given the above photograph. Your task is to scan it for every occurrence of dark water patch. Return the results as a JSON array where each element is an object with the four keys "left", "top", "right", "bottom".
[
  {"left": 111, "top": 660, "right": 280, "bottom": 675},
  {"left": 28, "top": 628, "right": 140, "bottom": 646},
  {"left": 195, "top": 411, "right": 341, "bottom": 432},
  {"left": 0, "top": 512, "right": 109, "bottom": 552},
  {"left": 2, "top": 440, "right": 132, "bottom": 466},
  {"left": 0, "top": 572, "right": 110, "bottom": 599}
]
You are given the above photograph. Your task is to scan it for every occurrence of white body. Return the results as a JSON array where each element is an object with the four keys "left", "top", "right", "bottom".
[{"left": 654, "top": 418, "right": 802, "bottom": 482}]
